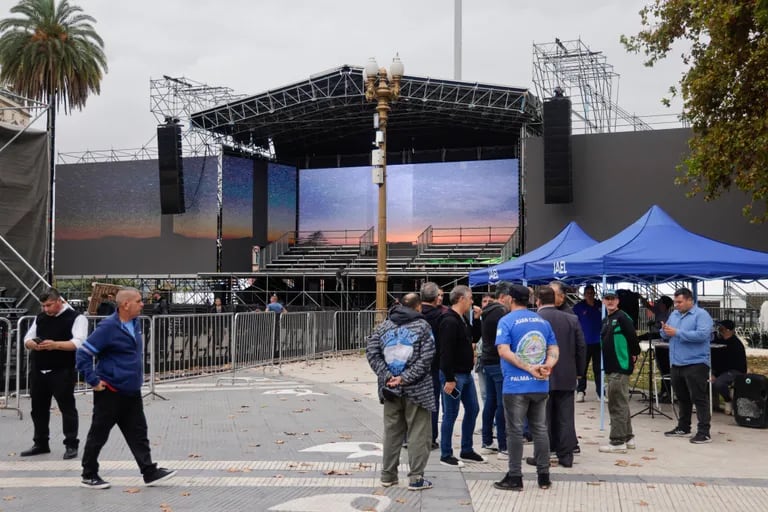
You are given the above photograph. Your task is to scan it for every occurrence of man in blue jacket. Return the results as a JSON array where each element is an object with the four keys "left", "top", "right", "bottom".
[
  {"left": 660, "top": 287, "right": 714, "bottom": 444},
  {"left": 76, "top": 288, "right": 176, "bottom": 489}
]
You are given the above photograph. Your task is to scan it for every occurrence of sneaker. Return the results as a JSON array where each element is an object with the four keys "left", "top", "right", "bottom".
[
  {"left": 626, "top": 437, "right": 636, "bottom": 450},
  {"left": 724, "top": 401, "right": 733, "bottom": 415},
  {"left": 549, "top": 452, "right": 559, "bottom": 461},
  {"left": 80, "top": 475, "right": 111, "bottom": 489},
  {"left": 573, "top": 445, "right": 581, "bottom": 455},
  {"left": 144, "top": 467, "right": 177, "bottom": 486},
  {"left": 480, "top": 443, "right": 498, "bottom": 454},
  {"left": 599, "top": 443, "right": 627, "bottom": 453},
  {"left": 408, "top": 477, "right": 433, "bottom": 491},
  {"left": 690, "top": 433, "right": 712, "bottom": 444},
  {"left": 576, "top": 391, "right": 586, "bottom": 403},
  {"left": 440, "top": 455, "right": 465, "bottom": 468},
  {"left": 431, "top": 441, "right": 439, "bottom": 450},
  {"left": 537, "top": 472, "right": 552, "bottom": 489},
  {"left": 63, "top": 446, "right": 78, "bottom": 460},
  {"left": 664, "top": 427, "right": 691, "bottom": 437},
  {"left": 380, "top": 479, "right": 398, "bottom": 487},
  {"left": 459, "top": 451, "right": 487, "bottom": 463},
  {"left": 493, "top": 472, "right": 523, "bottom": 491},
  {"left": 497, "top": 450, "right": 509, "bottom": 461},
  {"left": 20, "top": 445, "right": 50, "bottom": 457}
]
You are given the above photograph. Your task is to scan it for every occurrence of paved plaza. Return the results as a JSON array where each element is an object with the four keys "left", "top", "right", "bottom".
[{"left": 1, "top": 354, "right": 767, "bottom": 511}]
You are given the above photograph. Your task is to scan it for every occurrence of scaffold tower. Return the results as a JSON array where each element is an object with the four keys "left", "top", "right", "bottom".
[{"left": 532, "top": 38, "right": 652, "bottom": 133}]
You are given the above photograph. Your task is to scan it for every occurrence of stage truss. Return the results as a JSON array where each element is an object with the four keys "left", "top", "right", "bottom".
[{"left": 532, "top": 38, "right": 652, "bottom": 133}]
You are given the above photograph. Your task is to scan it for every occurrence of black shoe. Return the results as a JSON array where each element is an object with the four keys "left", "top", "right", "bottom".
[
  {"left": 459, "top": 451, "right": 487, "bottom": 463},
  {"left": 63, "top": 446, "right": 78, "bottom": 460},
  {"left": 439, "top": 456, "right": 464, "bottom": 468},
  {"left": 538, "top": 472, "right": 552, "bottom": 489},
  {"left": 523, "top": 432, "right": 533, "bottom": 443},
  {"left": 144, "top": 467, "right": 177, "bottom": 486},
  {"left": 493, "top": 472, "right": 523, "bottom": 491},
  {"left": 558, "top": 455, "right": 574, "bottom": 468},
  {"left": 430, "top": 441, "right": 439, "bottom": 450},
  {"left": 573, "top": 445, "right": 581, "bottom": 455},
  {"left": 80, "top": 475, "right": 111, "bottom": 489},
  {"left": 690, "top": 433, "right": 712, "bottom": 444},
  {"left": 20, "top": 445, "right": 50, "bottom": 457},
  {"left": 664, "top": 427, "right": 691, "bottom": 437},
  {"left": 525, "top": 456, "right": 537, "bottom": 466}
]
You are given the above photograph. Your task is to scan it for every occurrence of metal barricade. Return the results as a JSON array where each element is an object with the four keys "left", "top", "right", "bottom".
[
  {"left": 218, "top": 311, "right": 276, "bottom": 385},
  {"left": 311, "top": 311, "right": 336, "bottom": 358},
  {"left": 332, "top": 310, "right": 382, "bottom": 354},
  {"left": 1, "top": 316, "right": 21, "bottom": 418},
  {"left": 149, "top": 313, "right": 234, "bottom": 384},
  {"left": 279, "top": 312, "right": 311, "bottom": 363}
]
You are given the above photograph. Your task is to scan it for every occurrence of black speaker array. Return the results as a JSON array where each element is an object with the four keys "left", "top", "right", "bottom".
[
  {"left": 733, "top": 373, "right": 768, "bottom": 428},
  {"left": 157, "top": 123, "right": 186, "bottom": 215},
  {"left": 543, "top": 97, "right": 572, "bottom": 204}
]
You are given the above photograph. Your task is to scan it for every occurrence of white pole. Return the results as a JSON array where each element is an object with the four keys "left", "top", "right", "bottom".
[{"left": 454, "top": 0, "right": 462, "bottom": 80}]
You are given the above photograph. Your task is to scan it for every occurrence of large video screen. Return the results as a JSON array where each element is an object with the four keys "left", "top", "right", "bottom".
[
  {"left": 299, "top": 159, "right": 519, "bottom": 242},
  {"left": 268, "top": 163, "right": 297, "bottom": 242},
  {"left": 222, "top": 154, "right": 253, "bottom": 240},
  {"left": 56, "top": 157, "right": 218, "bottom": 275}
]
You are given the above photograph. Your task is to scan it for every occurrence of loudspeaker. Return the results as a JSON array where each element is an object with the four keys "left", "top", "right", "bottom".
[
  {"left": 157, "top": 123, "right": 185, "bottom": 214},
  {"left": 733, "top": 373, "right": 768, "bottom": 428},
  {"left": 543, "top": 96, "right": 572, "bottom": 204}
]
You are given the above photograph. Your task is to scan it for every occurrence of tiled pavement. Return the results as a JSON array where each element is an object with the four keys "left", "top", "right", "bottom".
[{"left": 0, "top": 354, "right": 766, "bottom": 511}]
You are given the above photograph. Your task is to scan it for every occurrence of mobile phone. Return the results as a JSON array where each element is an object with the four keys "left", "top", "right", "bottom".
[
  {"left": 449, "top": 387, "right": 461, "bottom": 399},
  {"left": 32, "top": 337, "right": 43, "bottom": 344}
]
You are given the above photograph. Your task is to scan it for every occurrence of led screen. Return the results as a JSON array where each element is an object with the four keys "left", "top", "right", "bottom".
[
  {"left": 55, "top": 157, "right": 218, "bottom": 274},
  {"left": 222, "top": 154, "right": 253, "bottom": 240},
  {"left": 299, "top": 159, "right": 519, "bottom": 242},
  {"left": 268, "top": 163, "right": 297, "bottom": 242}
]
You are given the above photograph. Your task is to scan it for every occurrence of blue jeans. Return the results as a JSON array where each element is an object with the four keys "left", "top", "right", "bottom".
[
  {"left": 481, "top": 364, "right": 506, "bottom": 450},
  {"left": 439, "top": 371, "right": 479, "bottom": 458},
  {"left": 503, "top": 393, "right": 549, "bottom": 477}
]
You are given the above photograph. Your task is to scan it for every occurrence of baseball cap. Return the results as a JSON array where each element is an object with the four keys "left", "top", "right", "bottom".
[
  {"left": 509, "top": 284, "right": 530, "bottom": 302},
  {"left": 603, "top": 287, "right": 618, "bottom": 298},
  {"left": 716, "top": 319, "right": 735, "bottom": 330}
]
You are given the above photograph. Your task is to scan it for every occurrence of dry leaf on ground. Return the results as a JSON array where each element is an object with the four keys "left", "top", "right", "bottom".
[
  {"left": 586, "top": 482, "right": 601, "bottom": 486},
  {"left": 187, "top": 453, "right": 201, "bottom": 458},
  {"left": 123, "top": 488, "right": 141, "bottom": 494},
  {"left": 615, "top": 459, "right": 630, "bottom": 467},
  {"left": 693, "top": 482, "right": 708, "bottom": 487},
  {"left": 324, "top": 469, "right": 351, "bottom": 475},
  {"left": 641, "top": 456, "right": 657, "bottom": 461},
  {"left": 639, "top": 500, "right": 649, "bottom": 506},
  {"left": 275, "top": 440, "right": 285, "bottom": 445}
]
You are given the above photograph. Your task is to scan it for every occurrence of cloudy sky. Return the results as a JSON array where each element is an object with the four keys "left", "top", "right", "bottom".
[{"left": 0, "top": 0, "right": 687, "bottom": 155}]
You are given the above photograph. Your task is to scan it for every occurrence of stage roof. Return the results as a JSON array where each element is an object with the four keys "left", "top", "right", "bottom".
[{"left": 189, "top": 65, "right": 542, "bottom": 162}]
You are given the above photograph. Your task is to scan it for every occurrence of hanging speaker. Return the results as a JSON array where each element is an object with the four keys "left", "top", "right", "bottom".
[
  {"left": 733, "top": 373, "right": 768, "bottom": 428},
  {"left": 157, "top": 123, "right": 185, "bottom": 214},
  {"left": 543, "top": 96, "right": 572, "bottom": 204}
]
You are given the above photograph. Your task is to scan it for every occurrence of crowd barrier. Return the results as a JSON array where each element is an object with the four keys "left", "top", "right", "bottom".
[
  {"left": 0, "top": 317, "right": 22, "bottom": 418},
  {"left": 2, "top": 310, "right": 385, "bottom": 408}
]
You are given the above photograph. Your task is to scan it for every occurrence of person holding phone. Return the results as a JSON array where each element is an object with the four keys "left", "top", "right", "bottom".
[{"left": 21, "top": 288, "right": 87, "bottom": 460}]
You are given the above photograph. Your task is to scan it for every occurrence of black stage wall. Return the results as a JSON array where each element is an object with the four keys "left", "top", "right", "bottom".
[{"left": 525, "top": 127, "right": 768, "bottom": 252}]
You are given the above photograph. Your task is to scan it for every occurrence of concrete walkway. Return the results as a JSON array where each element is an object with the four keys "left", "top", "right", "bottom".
[{"left": 0, "top": 354, "right": 766, "bottom": 511}]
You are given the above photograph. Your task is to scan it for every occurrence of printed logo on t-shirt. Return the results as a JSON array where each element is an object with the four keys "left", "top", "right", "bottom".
[{"left": 516, "top": 330, "right": 547, "bottom": 365}]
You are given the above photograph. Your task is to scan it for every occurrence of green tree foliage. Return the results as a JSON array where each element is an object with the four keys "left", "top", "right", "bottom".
[
  {"left": 0, "top": 0, "right": 107, "bottom": 113},
  {"left": 622, "top": 0, "right": 768, "bottom": 221}
]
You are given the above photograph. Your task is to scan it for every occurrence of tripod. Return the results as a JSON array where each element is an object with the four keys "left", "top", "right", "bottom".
[{"left": 631, "top": 339, "right": 670, "bottom": 419}]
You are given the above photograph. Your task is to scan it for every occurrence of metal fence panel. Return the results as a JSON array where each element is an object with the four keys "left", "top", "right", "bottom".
[
  {"left": 279, "top": 312, "right": 310, "bottom": 363},
  {"left": 0, "top": 317, "right": 21, "bottom": 417},
  {"left": 311, "top": 311, "right": 336, "bottom": 357},
  {"left": 230, "top": 311, "right": 276, "bottom": 373}
]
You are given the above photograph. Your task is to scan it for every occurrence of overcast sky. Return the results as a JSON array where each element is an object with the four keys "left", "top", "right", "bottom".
[{"left": 0, "top": 0, "right": 688, "bottom": 155}]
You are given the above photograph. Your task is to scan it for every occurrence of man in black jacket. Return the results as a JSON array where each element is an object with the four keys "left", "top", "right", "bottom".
[
  {"left": 711, "top": 320, "right": 747, "bottom": 415},
  {"left": 529, "top": 286, "right": 586, "bottom": 468},
  {"left": 438, "top": 285, "right": 484, "bottom": 467},
  {"left": 480, "top": 282, "right": 512, "bottom": 459},
  {"left": 21, "top": 289, "right": 88, "bottom": 460},
  {"left": 420, "top": 281, "right": 447, "bottom": 449}
]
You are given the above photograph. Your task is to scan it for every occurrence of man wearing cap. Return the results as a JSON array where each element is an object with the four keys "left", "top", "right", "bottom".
[
  {"left": 711, "top": 320, "right": 747, "bottom": 415},
  {"left": 493, "top": 285, "right": 558, "bottom": 492},
  {"left": 661, "top": 287, "right": 714, "bottom": 444},
  {"left": 598, "top": 287, "right": 641, "bottom": 454}
]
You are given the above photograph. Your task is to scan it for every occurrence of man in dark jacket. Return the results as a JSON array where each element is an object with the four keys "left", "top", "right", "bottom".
[
  {"left": 480, "top": 282, "right": 512, "bottom": 459},
  {"left": 77, "top": 288, "right": 176, "bottom": 490},
  {"left": 419, "top": 281, "right": 447, "bottom": 449},
  {"left": 532, "top": 286, "right": 586, "bottom": 468},
  {"left": 549, "top": 281, "right": 574, "bottom": 315},
  {"left": 711, "top": 320, "right": 748, "bottom": 415},
  {"left": 21, "top": 288, "right": 88, "bottom": 460},
  {"left": 598, "top": 288, "right": 641, "bottom": 454},
  {"left": 366, "top": 293, "right": 436, "bottom": 491},
  {"left": 438, "top": 285, "right": 484, "bottom": 467}
]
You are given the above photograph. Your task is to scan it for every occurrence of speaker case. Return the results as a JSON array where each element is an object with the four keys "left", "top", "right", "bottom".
[{"left": 733, "top": 373, "right": 768, "bottom": 428}]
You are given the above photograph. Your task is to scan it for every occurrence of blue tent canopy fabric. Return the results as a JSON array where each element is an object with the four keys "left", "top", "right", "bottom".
[
  {"left": 524, "top": 205, "right": 768, "bottom": 284},
  {"left": 468, "top": 221, "right": 597, "bottom": 286}
]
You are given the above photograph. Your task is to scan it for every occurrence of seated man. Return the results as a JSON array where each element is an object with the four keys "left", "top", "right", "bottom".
[{"left": 711, "top": 320, "right": 747, "bottom": 415}]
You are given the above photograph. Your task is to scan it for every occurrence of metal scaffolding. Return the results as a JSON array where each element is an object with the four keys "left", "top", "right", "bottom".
[{"left": 532, "top": 38, "right": 652, "bottom": 133}]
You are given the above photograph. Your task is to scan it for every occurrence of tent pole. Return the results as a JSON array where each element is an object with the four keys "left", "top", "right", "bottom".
[{"left": 599, "top": 274, "right": 607, "bottom": 431}]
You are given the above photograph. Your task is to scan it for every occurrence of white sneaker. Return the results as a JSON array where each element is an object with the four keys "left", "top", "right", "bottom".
[
  {"left": 626, "top": 437, "right": 636, "bottom": 450},
  {"left": 497, "top": 450, "right": 509, "bottom": 461},
  {"left": 599, "top": 443, "right": 627, "bottom": 453},
  {"left": 576, "top": 391, "right": 586, "bottom": 403},
  {"left": 724, "top": 402, "right": 733, "bottom": 415}
]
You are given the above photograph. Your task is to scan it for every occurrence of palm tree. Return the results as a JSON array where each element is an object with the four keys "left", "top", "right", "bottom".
[{"left": 0, "top": 0, "right": 107, "bottom": 278}]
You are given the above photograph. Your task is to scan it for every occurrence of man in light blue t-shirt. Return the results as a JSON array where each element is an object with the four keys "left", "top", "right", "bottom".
[{"left": 493, "top": 285, "right": 559, "bottom": 493}]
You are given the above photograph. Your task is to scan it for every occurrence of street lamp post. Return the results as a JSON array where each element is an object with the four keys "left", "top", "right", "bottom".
[{"left": 364, "top": 55, "right": 404, "bottom": 314}]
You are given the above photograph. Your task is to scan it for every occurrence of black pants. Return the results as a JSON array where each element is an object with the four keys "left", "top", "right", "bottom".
[
  {"left": 430, "top": 368, "right": 440, "bottom": 443},
  {"left": 577, "top": 344, "right": 603, "bottom": 396},
  {"left": 671, "top": 363, "right": 711, "bottom": 436},
  {"left": 30, "top": 367, "right": 79, "bottom": 448},
  {"left": 546, "top": 390, "right": 578, "bottom": 460},
  {"left": 81, "top": 390, "right": 156, "bottom": 478}
]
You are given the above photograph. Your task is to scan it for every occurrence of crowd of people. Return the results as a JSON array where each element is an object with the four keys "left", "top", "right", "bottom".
[{"left": 366, "top": 281, "right": 751, "bottom": 492}]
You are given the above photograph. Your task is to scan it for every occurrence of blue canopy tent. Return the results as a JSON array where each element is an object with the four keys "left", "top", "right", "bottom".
[
  {"left": 468, "top": 221, "right": 597, "bottom": 286},
  {"left": 524, "top": 205, "right": 768, "bottom": 284}
]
